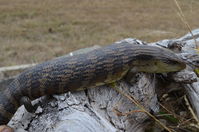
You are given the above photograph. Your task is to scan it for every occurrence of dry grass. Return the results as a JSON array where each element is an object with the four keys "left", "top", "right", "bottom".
[{"left": 1, "top": 0, "right": 199, "bottom": 66}]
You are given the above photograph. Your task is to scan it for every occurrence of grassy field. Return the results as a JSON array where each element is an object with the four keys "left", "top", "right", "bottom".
[{"left": 1, "top": 0, "right": 199, "bottom": 66}]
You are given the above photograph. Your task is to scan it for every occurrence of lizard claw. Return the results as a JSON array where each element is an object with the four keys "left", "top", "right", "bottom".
[{"left": 20, "top": 96, "right": 37, "bottom": 113}]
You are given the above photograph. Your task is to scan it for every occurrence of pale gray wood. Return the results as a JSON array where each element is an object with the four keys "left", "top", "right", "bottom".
[{"left": 1, "top": 31, "right": 199, "bottom": 131}]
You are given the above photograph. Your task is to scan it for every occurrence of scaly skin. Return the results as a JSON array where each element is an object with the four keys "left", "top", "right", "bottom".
[{"left": 0, "top": 43, "right": 186, "bottom": 124}]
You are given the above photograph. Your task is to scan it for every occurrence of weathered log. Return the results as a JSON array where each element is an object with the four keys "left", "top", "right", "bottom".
[
  {"left": 151, "top": 29, "right": 199, "bottom": 119},
  {"left": 1, "top": 31, "right": 199, "bottom": 131},
  {"left": 6, "top": 40, "right": 158, "bottom": 132}
]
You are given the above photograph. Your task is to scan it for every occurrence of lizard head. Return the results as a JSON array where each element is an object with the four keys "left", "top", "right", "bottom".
[{"left": 131, "top": 46, "right": 186, "bottom": 73}]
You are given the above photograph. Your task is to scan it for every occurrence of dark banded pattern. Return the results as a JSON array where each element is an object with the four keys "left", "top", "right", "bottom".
[{"left": 0, "top": 43, "right": 186, "bottom": 124}]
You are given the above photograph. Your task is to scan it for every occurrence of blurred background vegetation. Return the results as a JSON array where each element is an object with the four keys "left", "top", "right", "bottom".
[{"left": 0, "top": 0, "right": 199, "bottom": 66}]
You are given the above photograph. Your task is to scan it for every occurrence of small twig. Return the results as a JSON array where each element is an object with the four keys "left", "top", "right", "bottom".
[
  {"left": 112, "top": 86, "right": 174, "bottom": 132},
  {"left": 0, "top": 63, "right": 37, "bottom": 72},
  {"left": 177, "top": 118, "right": 192, "bottom": 128},
  {"left": 159, "top": 102, "right": 195, "bottom": 129},
  {"left": 184, "top": 95, "right": 199, "bottom": 125},
  {"left": 113, "top": 108, "right": 145, "bottom": 116},
  {"left": 190, "top": 123, "right": 199, "bottom": 129},
  {"left": 156, "top": 114, "right": 174, "bottom": 117},
  {"left": 159, "top": 103, "right": 183, "bottom": 122},
  {"left": 173, "top": 0, "right": 199, "bottom": 48}
]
